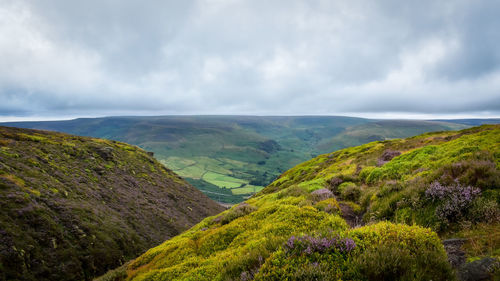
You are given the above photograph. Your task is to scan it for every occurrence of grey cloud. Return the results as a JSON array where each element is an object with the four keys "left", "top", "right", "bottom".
[{"left": 0, "top": 0, "right": 499, "bottom": 119}]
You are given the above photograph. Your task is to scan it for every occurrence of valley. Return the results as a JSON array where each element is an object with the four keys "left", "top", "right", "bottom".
[{"left": 2, "top": 116, "right": 476, "bottom": 203}]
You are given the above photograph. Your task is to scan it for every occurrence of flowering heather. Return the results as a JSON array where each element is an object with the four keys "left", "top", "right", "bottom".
[
  {"left": 425, "top": 181, "right": 481, "bottom": 221},
  {"left": 310, "top": 188, "right": 334, "bottom": 201},
  {"left": 284, "top": 235, "right": 356, "bottom": 256}
]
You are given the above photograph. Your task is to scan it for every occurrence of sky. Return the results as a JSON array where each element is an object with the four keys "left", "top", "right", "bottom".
[{"left": 0, "top": 0, "right": 499, "bottom": 121}]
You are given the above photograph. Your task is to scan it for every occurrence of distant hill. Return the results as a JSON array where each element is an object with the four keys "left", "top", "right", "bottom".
[
  {"left": 1, "top": 116, "right": 476, "bottom": 203},
  {"left": 316, "top": 120, "right": 469, "bottom": 151},
  {"left": 432, "top": 118, "right": 500, "bottom": 126},
  {"left": 0, "top": 126, "right": 224, "bottom": 281},
  {"left": 97, "top": 125, "right": 499, "bottom": 281}
]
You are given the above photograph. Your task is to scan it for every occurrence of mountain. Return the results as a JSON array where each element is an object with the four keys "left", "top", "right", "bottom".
[
  {"left": 97, "top": 125, "right": 499, "bottom": 280},
  {"left": 1, "top": 116, "right": 470, "bottom": 203},
  {"left": 0, "top": 126, "right": 224, "bottom": 281}
]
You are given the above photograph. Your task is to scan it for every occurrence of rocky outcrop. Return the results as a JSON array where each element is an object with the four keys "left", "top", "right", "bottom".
[{"left": 443, "top": 238, "right": 500, "bottom": 281}]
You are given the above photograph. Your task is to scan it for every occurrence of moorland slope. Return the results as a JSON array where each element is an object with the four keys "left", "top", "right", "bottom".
[
  {"left": 98, "top": 124, "right": 499, "bottom": 280},
  {"left": 0, "top": 126, "right": 224, "bottom": 281}
]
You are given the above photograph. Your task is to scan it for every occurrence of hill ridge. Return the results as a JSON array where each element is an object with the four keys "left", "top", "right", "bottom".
[{"left": 0, "top": 126, "right": 224, "bottom": 281}]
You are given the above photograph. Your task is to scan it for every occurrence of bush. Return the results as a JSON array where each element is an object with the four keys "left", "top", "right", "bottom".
[
  {"left": 254, "top": 234, "right": 355, "bottom": 281},
  {"left": 283, "top": 234, "right": 356, "bottom": 256},
  {"left": 327, "top": 176, "right": 343, "bottom": 190},
  {"left": 359, "top": 166, "right": 376, "bottom": 183},
  {"left": 254, "top": 249, "right": 345, "bottom": 281},
  {"left": 437, "top": 159, "right": 500, "bottom": 190},
  {"left": 426, "top": 181, "right": 481, "bottom": 223},
  {"left": 309, "top": 188, "right": 334, "bottom": 202},
  {"left": 377, "top": 149, "right": 401, "bottom": 166},
  {"left": 468, "top": 197, "right": 500, "bottom": 224},
  {"left": 315, "top": 198, "right": 341, "bottom": 215},
  {"left": 256, "top": 222, "right": 455, "bottom": 281},
  {"left": 349, "top": 240, "right": 455, "bottom": 281},
  {"left": 377, "top": 180, "right": 402, "bottom": 198},
  {"left": 339, "top": 182, "right": 361, "bottom": 202},
  {"left": 347, "top": 222, "right": 455, "bottom": 281}
]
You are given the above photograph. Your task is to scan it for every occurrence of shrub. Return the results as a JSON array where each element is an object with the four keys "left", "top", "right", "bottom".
[
  {"left": 359, "top": 166, "right": 376, "bottom": 183},
  {"left": 377, "top": 149, "right": 401, "bottom": 166},
  {"left": 468, "top": 197, "right": 500, "bottom": 224},
  {"left": 284, "top": 234, "right": 356, "bottom": 256},
  {"left": 309, "top": 188, "right": 334, "bottom": 202},
  {"left": 366, "top": 167, "right": 384, "bottom": 184},
  {"left": 315, "top": 198, "right": 341, "bottom": 215},
  {"left": 339, "top": 182, "right": 361, "bottom": 202},
  {"left": 347, "top": 222, "right": 455, "bottom": 281},
  {"left": 377, "top": 180, "right": 402, "bottom": 198},
  {"left": 254, "top": 234, "right": 355, "bottom": 281},
  {"left": 437, "top": 159, "right": 500, "bottom": 190},
  {"left": 254, "top": 249, "right": 345, "bottom": 281},
  {"left": 256, "top": 222, "right": 454, "bottom": 281},
  {"left": 359, "top": 187, "right": 376, "bottom": 210},
  {"left": 327, "top": 176, "right": 343, "bottom": 190},
  {"left": 342, "top": 201, "right": 362, "bottom": 214},
  {"left": 426, "top": 181, "right": 481, "bottom": 223},
  {"left": 349, "top": 240, "right": 455, "bottom": 281}
]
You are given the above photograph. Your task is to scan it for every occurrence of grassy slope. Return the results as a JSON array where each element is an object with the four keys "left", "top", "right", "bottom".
[
  {"left": 99, "top": 125, "right": 499, "bottom": 281},
  {"left": 0, "top": 126, "right": 224, "bottom": 281},
  {"left": 2, "top": 116, "right": 468, "bottom": 203},
  {"left": 316, "top": 120, "right": 468, "bottom": 151}
]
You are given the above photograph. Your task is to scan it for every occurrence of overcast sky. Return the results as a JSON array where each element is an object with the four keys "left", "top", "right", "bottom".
[{"left": 0, "top": 0, "right": 499, "bottom": 120}]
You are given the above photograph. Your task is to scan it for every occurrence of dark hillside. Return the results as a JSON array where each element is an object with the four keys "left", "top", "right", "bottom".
[{"left": 0, "top": 126, "right": 224, "bottom": 281}]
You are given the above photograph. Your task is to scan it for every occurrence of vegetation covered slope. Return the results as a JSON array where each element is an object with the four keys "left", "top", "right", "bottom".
[
  {"left": 98, "top": 125, "right": 499, "bottom": 281},
  {"left": 0, "top": 126, "right": 224, "bottom": 281},
  {"left": 2, "top": 116, "right": 468, "bottom": 203}
]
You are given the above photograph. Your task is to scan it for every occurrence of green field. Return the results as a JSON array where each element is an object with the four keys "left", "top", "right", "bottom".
[
  {"left": 202, "top": 171, "right": 248, "bottom": 188},
  {"left": 3, "top": 115, "right": 480, "bottom": 203},
  {"left": 163, "top": 156, "right": 265, "bottom": 197},
  {"left": 231, "top": 185, "right": 264, "bottom": 195}
]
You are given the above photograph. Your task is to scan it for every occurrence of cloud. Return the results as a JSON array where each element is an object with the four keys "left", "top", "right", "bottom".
[{"left": 0, "top": 0, "right": 499, "bottom": 119}]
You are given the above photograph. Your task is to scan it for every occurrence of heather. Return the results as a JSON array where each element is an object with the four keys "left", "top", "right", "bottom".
[{"left": 425, "top": 181, "right": 481, "bottom": 223}]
